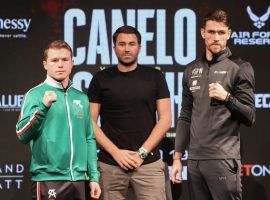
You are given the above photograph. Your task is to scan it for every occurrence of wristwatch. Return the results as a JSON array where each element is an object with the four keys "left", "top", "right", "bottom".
[
  {"left": 138, "top": 147, "right": 148, "bottom": 160},
  {"left": 225, "top": 93, "right": 234, "bottom": 105}
]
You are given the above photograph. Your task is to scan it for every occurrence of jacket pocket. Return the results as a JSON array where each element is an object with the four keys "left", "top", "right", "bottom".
[
  {"left": 46, "top": 140, "right": 70, "bottom": 171},
  {"left": 224, "top": 159, "right": 240, "bottom": 174}
]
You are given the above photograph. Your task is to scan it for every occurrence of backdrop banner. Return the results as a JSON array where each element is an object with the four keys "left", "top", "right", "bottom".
[{"left": 0, "top": 1, "right": 269, "bottom": 199}]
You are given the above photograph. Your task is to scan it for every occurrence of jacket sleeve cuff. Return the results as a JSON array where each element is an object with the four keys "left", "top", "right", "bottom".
[
  {"left": 89, "top": 172, "right": 100, "bottom": 183},
  {"left": 175, "top": 120, "right": 190, "bottom": 152},
  {"left": 39, "top": 102, "right": 50, "bottom": 116},
  {"left": 175, "top": 145, "right": 186, "bottom": 154}
]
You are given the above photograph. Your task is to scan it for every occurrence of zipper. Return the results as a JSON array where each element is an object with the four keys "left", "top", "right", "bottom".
[{"left": 64, "top": 89, "right": 75, "bottom": 181}]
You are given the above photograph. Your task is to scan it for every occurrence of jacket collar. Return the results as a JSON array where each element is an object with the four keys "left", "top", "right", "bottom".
[
  {"left": 203, "top": 47, "right": 232, "bottom": 65},
  {"left": 44, "top": 75, "right": 72, "bottom": 90}
]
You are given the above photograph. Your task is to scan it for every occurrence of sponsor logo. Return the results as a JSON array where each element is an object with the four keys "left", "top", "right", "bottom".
[
  {"left": 73, "top": 99, "right": 83, "bottom": 109},
  {"left": 241, "top": 164, "right": 270, "bottom": 177},
  {"left": 0, "top": 18, "right": 32, "bottom": 39},
  {"left": 0, "top": 164, "right": 24, "bottom": 190},
  {"left": 73, "top": 99, "right": 84, "bottom": 118},
  {"left": 191, "top": 67, "right": 203, "bottom": 78},
  {"left": 48, "top": 189, "right": 57, "bottom": 199},
  {"left": 218, "top": 176, "right": 227, "bottom": 181},
  {"left": 165, "top": 132, "right": 176, "bottom": 138},
  {"left": 0, "top": 94, "right": 23, "bottom": 111},
  {"left": 214, "top": 70, "right": 227, "bottom": 74},
  {"left": 192, "top": 80, "right": 197, "bottom": 86},
  {"left": 231, "top": 6, "right": 270, "bottom": 46},
  {"left": 247, "top": 6, "right": 270, "bottom": 29},
  {"left": 190, "top": 79, "right": 200, "bottom": 92},
  {"left": 190, "top": 85, "right": 200, "bottom": 92},
  {"left": 255, "top": 93, "right": 270, "bottom": 108}
]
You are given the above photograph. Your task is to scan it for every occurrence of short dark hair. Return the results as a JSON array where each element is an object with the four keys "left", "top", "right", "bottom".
[
  {"left": 43, "top": 40, "right": 73, "bottom": 61},
  {"left": 113, "top": 25, "right": 141, "bottom": 45},
  {"left": 202, "top": 10, "right": 230, "bottom": 28}
]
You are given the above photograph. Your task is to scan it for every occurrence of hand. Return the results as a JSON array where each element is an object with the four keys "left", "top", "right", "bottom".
[
  {"left": 132, "top": 152, "right": 144, "bottom": 169},
  {"left": 111, "top": 149, "right": 139, "bottom": 170},
  {"left": 170, "top": 159, "right": 183, "bottom": 184},
  {"left": 43, "top": 91, "right": 57, "bottom": 107},
  {"left": 209, "top": 82, "right": 228, "bottom": 101},
  {"left": 89, "top": 181, "right": 101, "bottom": 199}
]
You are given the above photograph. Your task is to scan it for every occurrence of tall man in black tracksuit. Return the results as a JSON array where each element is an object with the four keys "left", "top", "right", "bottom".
[{"left": 171, "top": 10, "right": 255, "bottom": 200}]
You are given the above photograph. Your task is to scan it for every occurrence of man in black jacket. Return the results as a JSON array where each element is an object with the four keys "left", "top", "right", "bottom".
[{"left": 171, "top": 10, "right": 255, "bottom": 200}]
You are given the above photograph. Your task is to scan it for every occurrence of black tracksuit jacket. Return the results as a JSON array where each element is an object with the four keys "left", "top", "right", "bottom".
[{"left": 175, "top": 47, "right": 255, "bottom": 159}]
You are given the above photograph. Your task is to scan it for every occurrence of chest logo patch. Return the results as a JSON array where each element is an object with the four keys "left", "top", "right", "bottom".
[
  {"left": 191, "top": 67, "right": 203, "bottom": 78},
  {"left": 73, "top": 100, "right": 84, "bottom": 118},
  {"left": 214, "top": 70, "right": 228, "bottom": 74},
  {"left": 190, "top": 79, "right": 200, "bottom": 92},
  {"left": 73, "top": 100, "right": 83, "bottom": 109}
]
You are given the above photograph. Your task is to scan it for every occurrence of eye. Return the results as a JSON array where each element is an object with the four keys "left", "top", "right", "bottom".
[
  {"left": 118, "top": 42, "right": 125, "bottom": 46},
  {"left": 218, "top": 31, "right": 226, "bottom": 35},
  {"left": 207, "top": 30, "right": 215, "bottom": 34}
]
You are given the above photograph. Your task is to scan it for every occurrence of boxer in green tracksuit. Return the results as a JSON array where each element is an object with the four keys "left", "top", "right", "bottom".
[{"left": 16, "top": 40, "right": 101, "bottom": 200}]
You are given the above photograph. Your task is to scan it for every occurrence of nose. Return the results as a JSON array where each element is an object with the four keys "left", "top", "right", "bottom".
[
  {"left": 57, "top": 60, "right": 64, "bottom": 67},
  {"left": 124, "top": 44, "right": 130, "bottom": 52},
  {"left": 212, "top": 33, "right": 220, "bottom": 41}
]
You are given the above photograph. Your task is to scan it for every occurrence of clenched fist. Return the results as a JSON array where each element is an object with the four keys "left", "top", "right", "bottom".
[
  {"left": 43, "top": 91, "right": 57, "bottom": 107},
  {"left": 209, "top": 82, "right": 228, "bottom": 101}
]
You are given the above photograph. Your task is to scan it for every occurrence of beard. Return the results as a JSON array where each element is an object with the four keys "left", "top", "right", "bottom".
[
  {"left": 208, "top": 43, "right": 225, "bottom": 54},
  {"left": 118, "top": 57, "right": 137, "bottom": 67}
]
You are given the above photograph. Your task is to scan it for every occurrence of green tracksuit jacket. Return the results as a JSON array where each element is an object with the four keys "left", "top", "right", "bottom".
[{"left": 16, "top": 76, "right": 99, "bottom": 182}]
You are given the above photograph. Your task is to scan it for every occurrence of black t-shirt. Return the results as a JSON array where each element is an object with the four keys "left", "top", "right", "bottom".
[{"left": 88, "top": 65, "right": 170, "bottom": 165}]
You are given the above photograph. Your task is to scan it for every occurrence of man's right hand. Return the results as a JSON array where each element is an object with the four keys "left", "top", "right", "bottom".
[
  {"left": 170, "top": 159, "right": 183, "bottom": 184},
  {"left": 43, "top": 91, "right": 57, "bottom": 107},
  {"left": 111, "top": 149, "right": 139, "bottom": 170}
]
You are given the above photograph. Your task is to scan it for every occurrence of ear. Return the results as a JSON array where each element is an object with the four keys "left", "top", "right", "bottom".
[
  {"left": 71, "top": 59, "right": 74, "bottom": 70},
  {"left": 43, "top": 60, "right": 48, "bottom": 70},
  {"left": 201, "top": 28, "right": 205, "bottom": 39},
  {"left": 227, "top": 29, "right": 231, "bottom": 40},
  {"left": 138, "top": 45, "right": 141, "bottom": 53}
]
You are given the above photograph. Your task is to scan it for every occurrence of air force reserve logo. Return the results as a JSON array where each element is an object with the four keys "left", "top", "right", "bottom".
[
  {"left": 247, "top": 6, "right": 270, "bottom": 29},
  {"left": 231, "top": 5, "right": 270, "bottom": 45}
]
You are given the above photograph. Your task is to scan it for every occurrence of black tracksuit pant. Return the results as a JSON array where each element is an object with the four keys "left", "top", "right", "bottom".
[
  {"left": 31, "top": 181, "right": 90, "bottom": 200},
  {"left": 187, "top": 159, "right": 242, "bottom": 200}
]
